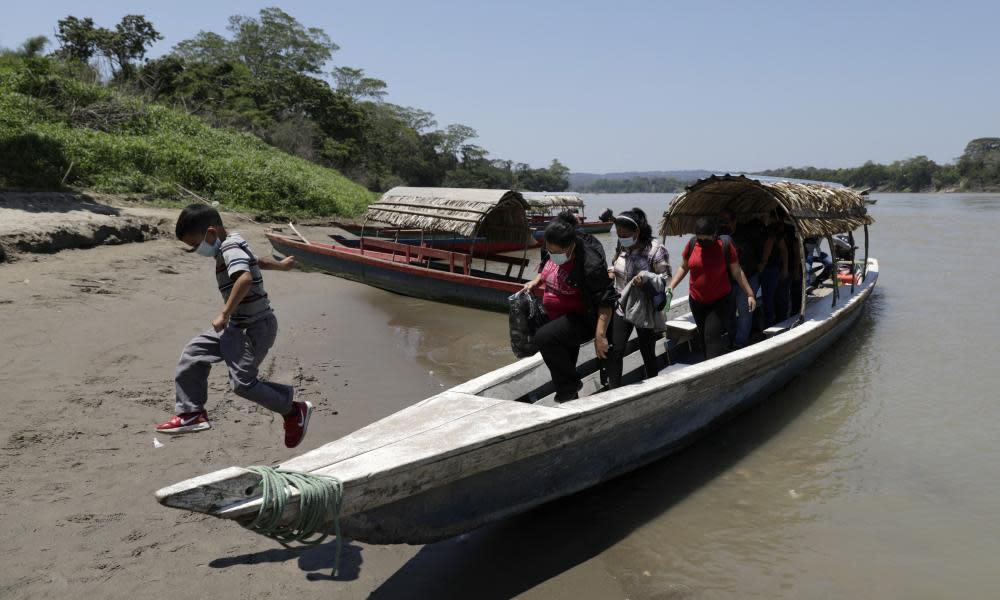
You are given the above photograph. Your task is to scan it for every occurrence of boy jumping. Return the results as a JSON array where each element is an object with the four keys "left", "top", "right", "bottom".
[{"left": 155, "top": 204, "right": 312, "bottom": 448}]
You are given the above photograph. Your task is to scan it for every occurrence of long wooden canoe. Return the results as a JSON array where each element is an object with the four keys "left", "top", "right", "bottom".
[
  {"left": 266, "top": 233, "right": 534, "bottom": 313},
  {"left": 156, "top": 259, "right": 878, "bottom": 544}
]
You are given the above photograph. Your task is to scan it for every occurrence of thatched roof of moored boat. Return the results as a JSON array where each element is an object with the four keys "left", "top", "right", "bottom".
[
  {"left": 660, "top": 175, "right": 874, "bottom": 237},
  {"left": 521, "top": 192, "right": 585, "bottom": 210},
  {"left": 364, "top": 187, "right": 530, "bottom": 242}
]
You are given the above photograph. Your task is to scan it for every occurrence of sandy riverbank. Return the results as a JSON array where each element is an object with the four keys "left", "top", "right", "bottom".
[{"left": 0, "top": 203, "right": 515, "bottom": 599}]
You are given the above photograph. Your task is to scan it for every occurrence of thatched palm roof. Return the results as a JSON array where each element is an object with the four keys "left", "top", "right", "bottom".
[
  {"left": 660, "top": 175, "right": 874, "bottom": 238},
  {"left": 364, "top": 187, "right": 530, "bottom": 242},
  {"left": 521, "top": 192, "right": 585, "bottom": 210}
]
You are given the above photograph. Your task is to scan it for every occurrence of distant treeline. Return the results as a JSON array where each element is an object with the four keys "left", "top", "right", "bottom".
[
  {"left": 1, "top": 8, "right": 570, "bottom": 196},
  {"left": 758, "top": 138, "right": 1000, "bottom": 192},
  {"left": 577, "top": 176, "right": 688, "bottom": 193}
]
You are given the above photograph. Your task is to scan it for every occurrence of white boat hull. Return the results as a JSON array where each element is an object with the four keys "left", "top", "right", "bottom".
[{"left": 156, "top": 260, "right": 879, "bottom": 545}]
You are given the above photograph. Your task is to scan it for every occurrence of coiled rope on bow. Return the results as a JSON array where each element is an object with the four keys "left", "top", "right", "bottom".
[{"left": 242, "top": 466, "right": 344, "bottom": 575}]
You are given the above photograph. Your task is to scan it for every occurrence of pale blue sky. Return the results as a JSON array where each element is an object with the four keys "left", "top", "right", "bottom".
[{"left": 3, "top": 1, "right": 997, "bottom": 172}]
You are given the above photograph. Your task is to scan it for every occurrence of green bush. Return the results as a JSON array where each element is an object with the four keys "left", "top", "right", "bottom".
[{"left": 0, "top": 56, "right": 375, "bottom": 216}]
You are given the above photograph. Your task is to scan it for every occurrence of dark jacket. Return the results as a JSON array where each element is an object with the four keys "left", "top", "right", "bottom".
[
  {"left": 725, "top": 219, "right": 765, "bottom": 275},
  {"left": 539, "top": 230, "right": 618, "bottom": 322}
]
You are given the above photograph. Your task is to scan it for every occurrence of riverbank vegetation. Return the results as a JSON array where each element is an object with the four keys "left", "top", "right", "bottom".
[
  {"left": 757, "top": 139, "right": 1000, "bottom": 192},
  {"left": 578, "top": 141, "right": 1000, "bottom": 194},
  {"left": 576, "top": 176, "right": 687, "bottom": 193},
  {"left": 0, "top": 8, "right": 570, "bottom": 216}
]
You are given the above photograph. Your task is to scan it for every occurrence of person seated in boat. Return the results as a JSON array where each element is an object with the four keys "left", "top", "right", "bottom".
[
  {"left": 606, "top": 208, "right": 672, "bottom": 388},
  {"left": 719, "top": 209, "right": 764, "bottom": 349},
  {"left": 803, "top": 236, "right": 834, "bottom": 288},
  {"left": 667, "top": 218, "right": 757, "bottom": 359},
  {"left": 522, "top": 212, "right": 617, "bottom": 401}
]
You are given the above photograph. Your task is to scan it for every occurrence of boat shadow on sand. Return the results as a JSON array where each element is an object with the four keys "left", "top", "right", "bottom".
[
  {"left": 212, "top": 295, "right": 881, "bottom": 596},
  {"left": 208, "top": 538, "right": 366, "bottom": 582}
]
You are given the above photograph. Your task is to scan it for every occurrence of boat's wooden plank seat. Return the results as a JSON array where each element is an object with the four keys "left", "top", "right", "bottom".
[
  {"left": 351, "top": 236, "right": 531, "bottom": 279},
  {"left": 763, "top": 313, "right": 799, "bottom": 338},
  {"left": 666, "top": 313, "right": 698, "bottom": 350},
  {"left": 359, "top": 237, "right": 473, "bottom": 274}
]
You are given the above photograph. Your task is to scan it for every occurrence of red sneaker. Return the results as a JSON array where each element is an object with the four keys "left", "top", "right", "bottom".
[
  {"left": 283, "top": 401, "right": 313, "bottom": 448},
  {"left": 155, "top": 411, "right": 211, "bottom": 434}
]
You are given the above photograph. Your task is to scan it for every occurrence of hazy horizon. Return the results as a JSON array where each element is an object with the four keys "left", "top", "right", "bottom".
[{"left": 3, "top": 1, "right": 997, "bottom": 173}]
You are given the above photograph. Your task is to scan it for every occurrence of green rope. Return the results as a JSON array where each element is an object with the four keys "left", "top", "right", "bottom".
[{"left": 242, "top": 466, "right": 344, "bottom": 575}]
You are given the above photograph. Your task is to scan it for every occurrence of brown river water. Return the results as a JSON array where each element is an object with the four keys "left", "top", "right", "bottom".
[{"left": 357, "top": 192, "right": 1000, "bottom": 599}]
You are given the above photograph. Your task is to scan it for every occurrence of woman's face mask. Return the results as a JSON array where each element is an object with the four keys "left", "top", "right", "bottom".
[
  {"left": 549, "top": 251, "right": 571, "bottom": 265},
  {"left": 617, "top": 227, "right": 637, "bottom": 248},
  {"left": 547, "top": 242, "right": 574, "bottom": 265}
]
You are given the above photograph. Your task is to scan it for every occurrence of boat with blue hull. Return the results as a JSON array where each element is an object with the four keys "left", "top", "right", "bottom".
[{"left": 156, "top": 176, "right": 877, "bottom": 547}]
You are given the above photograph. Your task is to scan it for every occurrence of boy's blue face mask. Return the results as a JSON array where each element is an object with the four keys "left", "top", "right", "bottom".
[{"left": 195, "top": 232, "right": 221, "bottom": 257}]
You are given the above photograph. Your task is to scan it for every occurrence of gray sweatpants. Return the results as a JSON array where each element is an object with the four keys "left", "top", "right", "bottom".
[{"left": 174, "top": 312, "right": 294, "bottom": 415}]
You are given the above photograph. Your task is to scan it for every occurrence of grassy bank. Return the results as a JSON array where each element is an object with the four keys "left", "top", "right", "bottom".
[{"left": 0, "top": 56, "right": 376, "bottom": 217}]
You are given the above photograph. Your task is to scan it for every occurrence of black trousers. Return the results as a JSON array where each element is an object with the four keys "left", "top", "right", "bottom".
[
  {"left": 688, "top": 295, "right": 733, "bottom": 360},
  {"left": 606, "top": 313, "right": 659, "bottom": 388},
  {"left": 535, "top": 313, "right": 594, "bottom": 401}
]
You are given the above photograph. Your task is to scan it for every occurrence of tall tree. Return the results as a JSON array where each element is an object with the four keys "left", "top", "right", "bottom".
[
  {"left": 18, "top": 36, "right": 49, "bottom": 58},
  {"left": 54, "top": 14, "right": 160, "bottom": 79},
  {"left": 171, "top": 31, "right": 233, "bottom": 64},
  {"left": 957, "top": 137, "right": 1000, "bottom": 190},
  {"left": 54, "top": 16, "right": 101, "bottom": 62},
  {"left": 331, "top": 66, "right": 387, "bottom": 101},
  {"left": 437, "top": 124, "right": 478, "bottom": 158},
  {"left": 226, "top": 7, "right": 338, "bottom": 76},
  {"left": 102, "top": 15, "right": 162, "bottom": 79}
]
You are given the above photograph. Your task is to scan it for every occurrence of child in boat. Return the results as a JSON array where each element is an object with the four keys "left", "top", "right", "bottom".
[{"left": 154, "top": 204, "right": 313, "bottom": 448}]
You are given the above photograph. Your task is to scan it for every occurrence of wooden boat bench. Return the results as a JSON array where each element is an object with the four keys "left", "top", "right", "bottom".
[
  {"left": 763, "top": 313, "right": 800, "bottom": 338},
  {"left": 665, "top": 314, "right": 698, "bottom": 352},
  {"left": 360, "top": 237, "right": 473, "bottom": 274}
]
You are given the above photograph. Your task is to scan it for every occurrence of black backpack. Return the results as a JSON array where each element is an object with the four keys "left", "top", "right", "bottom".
[{"left": 685, "top": 235, "right": 733, "bottom": 268}]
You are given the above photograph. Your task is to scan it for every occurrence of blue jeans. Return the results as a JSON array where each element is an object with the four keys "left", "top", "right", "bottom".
[{"left": 729, "top": 273, "right": 759, "bottom": 348}]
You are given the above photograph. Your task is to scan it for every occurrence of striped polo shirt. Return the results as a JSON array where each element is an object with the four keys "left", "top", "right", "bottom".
[{"left": 215, "top": 233, "right": 271, "bottom": 325}]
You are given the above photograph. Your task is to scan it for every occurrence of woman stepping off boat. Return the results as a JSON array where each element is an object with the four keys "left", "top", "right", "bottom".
[
  {"left": 668, "top": 217, "right": 757, "bottom": 359},
  {"left": 606, "top": 208, "right": 672, "bottom": 388},
  {"left": 521, "top": 212, "right": 617, "bottom": 401}
]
